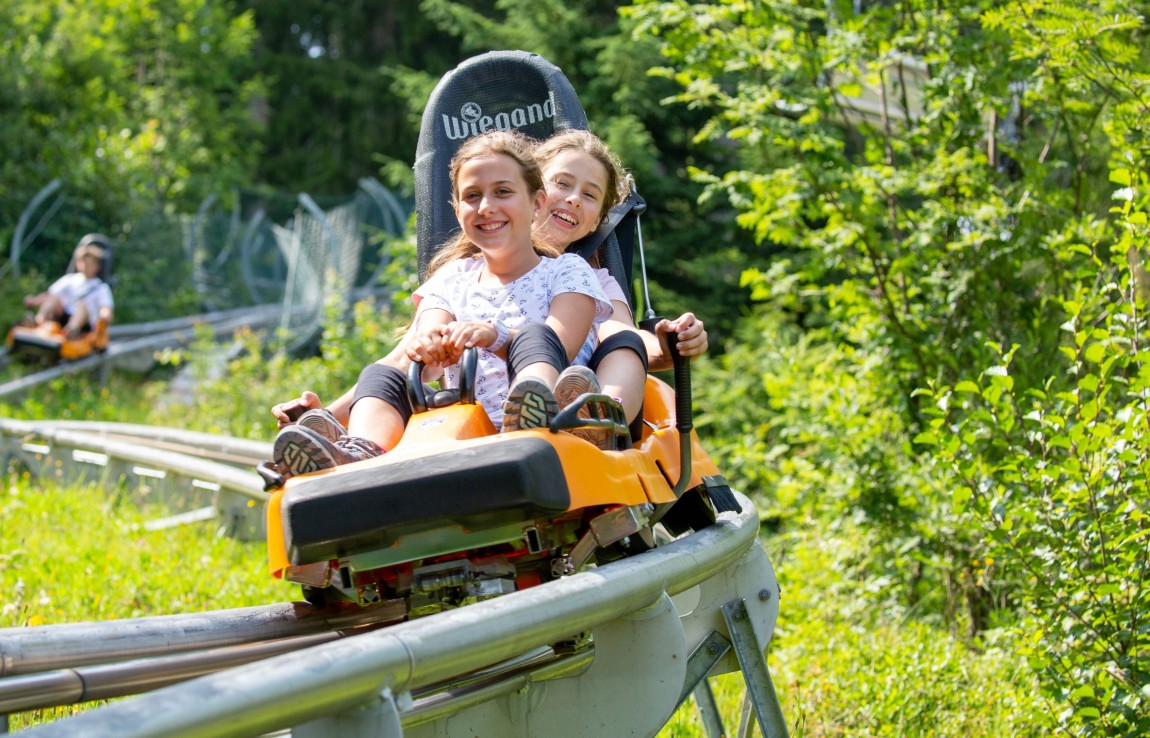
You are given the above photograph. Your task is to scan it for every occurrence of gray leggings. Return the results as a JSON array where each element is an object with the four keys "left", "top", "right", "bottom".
[
  {"left": 586, "top": 330, "right": 648, "bottom": 441},
  {"left": 506, "top": 321, "right": 569, "bottom": 379}
]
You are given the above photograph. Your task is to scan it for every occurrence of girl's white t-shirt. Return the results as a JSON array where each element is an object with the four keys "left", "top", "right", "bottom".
[
  {"left": 432, "top": 257, "right": 629, "bottom": 366},
  {"left": 48, "top": 273, "right": 113, "bottom": 324},
  {"left": 413, "top": 253, "right": 611, "bottom": 428}
]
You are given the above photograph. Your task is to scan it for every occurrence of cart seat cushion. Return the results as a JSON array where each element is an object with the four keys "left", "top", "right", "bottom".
[{"left": 282, "top": 436, "right": 571, "bottom": 563}]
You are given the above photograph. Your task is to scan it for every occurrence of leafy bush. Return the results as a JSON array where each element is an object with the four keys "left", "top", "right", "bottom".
[
  {"left": 693, "top": 307, "right": 994, "bottom": 633},
  {"left": 634, "top": 2, "right": 1150, "bottom": 733},
  {"left": 768, "top": 525, "right": 1049, "bottom": 737},
  {"left": 917, "top": 175, "right": 1150, "bottom": 735}
]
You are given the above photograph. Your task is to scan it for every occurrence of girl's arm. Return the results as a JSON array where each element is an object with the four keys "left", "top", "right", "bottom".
[
  {"left": 545, "top": 292, "right": 597, "bottom": 362},
  {"left": 595, "top": 303, "right": 708, "bottom": 372}
]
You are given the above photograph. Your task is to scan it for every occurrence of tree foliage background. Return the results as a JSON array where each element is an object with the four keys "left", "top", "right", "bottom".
[
  {"left": 623, "top": 0, "right": 1150, "bottom": 733},
  {"left": 0, "top": 0, "right": 263, "bottom": 323},
  {"left": 3, "top": 0, "right": 1150, "bottom": 734}
]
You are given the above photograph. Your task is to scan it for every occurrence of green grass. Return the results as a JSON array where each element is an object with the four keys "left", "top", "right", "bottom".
[
  {"left": 0, "top": 471, "right": 1051, "bottom": 735},
  {"left": 0, "top": 481, "right": 283, "bottom": 629},
  {"left": 0, "top": 474, "right": 286, "bottom": 730},
  {"left": 762, "top": 528, "right": 1049, "bottom": 737},
  {"left": 657, "top": 525, "right": 1050, "bottom": 737}
]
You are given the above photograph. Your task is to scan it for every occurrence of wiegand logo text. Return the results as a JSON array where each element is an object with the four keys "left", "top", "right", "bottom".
[{"left": 442, "top": 98, "right": 556, "bottom": 140}]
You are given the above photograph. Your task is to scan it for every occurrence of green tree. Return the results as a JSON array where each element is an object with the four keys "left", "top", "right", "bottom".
[
  {"left": 236, "top": 0, "right": 461, "bottom": 197},
  {"left": 630, "top": 0, "right": 1150, "bottom": 732},
  {"left": 918, "top": 4, "right": 1150, "bottom": 734},
  {"left": 0, "top": 0, "right": 265, "bottom": 321},
  {"left": 0, "top": 0, "right": 263, "bottom": 224},
  {"left": 376, "top": 0, "right": 756, "bottom": 340}
]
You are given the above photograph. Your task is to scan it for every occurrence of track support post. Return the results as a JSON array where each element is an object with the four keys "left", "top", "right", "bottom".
[
  {"left": 691, "top": 679, "right": 726, "bottom": 738},
  {"left": 722, "top": 598, "right": 789, "bottom": 738}
]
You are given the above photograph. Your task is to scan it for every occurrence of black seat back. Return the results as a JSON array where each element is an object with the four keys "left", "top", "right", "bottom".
[
  {"left": 415, "top": 50, "right": 588, "bottom": 280},
  {"left": 415, "top": 52, "right": 660, "bottom": 444}
]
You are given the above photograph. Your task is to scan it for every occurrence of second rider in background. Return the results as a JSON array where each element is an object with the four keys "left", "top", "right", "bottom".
[{"left": 21, "top": 235, "right": 114, "bottom": 340}]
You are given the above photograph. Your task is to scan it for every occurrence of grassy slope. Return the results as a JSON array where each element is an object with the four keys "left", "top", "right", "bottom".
[
  {"left": 659, "top": 528, "right": 1047, "bottom": 737},
  {"left": 0, "top": 476, "right": 286, "bottom": 729},
  {"left": 0, "top": 478, "right": 1047, "bottom": 735}
]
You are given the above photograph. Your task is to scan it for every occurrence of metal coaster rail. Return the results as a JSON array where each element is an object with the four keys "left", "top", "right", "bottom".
[
  {"left": 0, "top": 417, "right": 271, "bottom": 540},
  {"left": 1, "top": 489, "right": 787, "bottom": 738},
  {"left": 0, "top": 293, "right": 788, "bottom": 736},
  {"left": 0, "top": 603, "right": 406, "bottom": 714}
]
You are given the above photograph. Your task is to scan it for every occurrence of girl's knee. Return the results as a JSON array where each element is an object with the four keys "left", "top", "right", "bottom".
[{"left": 507, "top": 323, "right": 568, "bottom": 378}]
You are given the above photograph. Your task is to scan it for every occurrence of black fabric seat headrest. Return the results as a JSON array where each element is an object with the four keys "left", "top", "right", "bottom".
[{"left": 414, "top": 50, "right": 588, "bottom": 280}]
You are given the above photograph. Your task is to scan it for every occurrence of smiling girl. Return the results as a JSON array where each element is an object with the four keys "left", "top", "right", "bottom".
[
  {"left": 416, "top": 130, "right": 709, "bottom": 446},
  {"left": 409, "top": 130, "right": 611, "bottom": 431},
  {"left": 272, "top": 130, "right": 610, "bottom": 476},
  {"left": 529, "top": 130, "right": 708, "bottom": 447}
]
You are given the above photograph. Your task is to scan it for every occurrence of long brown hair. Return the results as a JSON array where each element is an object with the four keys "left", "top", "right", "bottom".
[{"left": 425, "top": 130, "right": 560, "bottom": 279}]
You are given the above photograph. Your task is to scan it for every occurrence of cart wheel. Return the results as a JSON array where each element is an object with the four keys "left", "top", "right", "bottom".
[{"left": 301, "top": 585, "right": 328, "bottom": 608}]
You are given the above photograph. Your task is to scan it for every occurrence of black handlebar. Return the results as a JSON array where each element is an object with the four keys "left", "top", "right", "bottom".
[
  {"left": 406, "top": 348, "right": 480, "bottom": 414},
  {"left": 640, "top": 318, "right": 693, "bottom": 497}
]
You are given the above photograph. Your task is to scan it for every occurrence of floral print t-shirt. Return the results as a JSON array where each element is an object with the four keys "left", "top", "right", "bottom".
[{"left": 413, "top": 253, "right": 611, "bottom": 428}]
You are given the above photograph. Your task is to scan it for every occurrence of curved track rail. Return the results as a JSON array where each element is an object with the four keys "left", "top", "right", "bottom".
[
  {"left": 0, "top": 418, "right": 270, "bottom": 540},
  {"left": 1, "top": 283, "right": 391, "bottom": 403},
  {"left": 0, "top": 601, "right": 406, "bottom": 716},
  {"left": 0, "top": 417, "right": 788, "bottom": 736},
  {"left": 4, "top": 490, "right": 786, "bottom": 738}
]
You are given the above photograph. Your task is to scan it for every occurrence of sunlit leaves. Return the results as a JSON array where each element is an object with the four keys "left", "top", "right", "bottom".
[
  {"left": 0, "top": 0, "right": 263, "bottom": 232},
  {"left": 632, "top": 0, "right": 1150, "bottom": 733},
  {"left": 925, "top": 201, "right": 1150, "bottom": 734}
]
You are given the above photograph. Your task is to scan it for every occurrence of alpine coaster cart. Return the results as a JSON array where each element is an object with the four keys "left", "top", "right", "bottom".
[{"left": 260, "top": 50, "right": 789, "bottom": 738}]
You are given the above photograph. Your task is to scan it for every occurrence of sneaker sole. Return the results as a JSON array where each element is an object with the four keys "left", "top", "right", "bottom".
[
  {"left": 555, "top": 367, "right": 611, "bottom": 449},
  {"left": 274, "top": 426, "right": 338, "bottom": 477},
  {"left": 504, "top": 379, "right": 559, "bottom": 431},
  {"left": 569, "top": 425, "right": 614, "bottom": 450},
  {"left": 554, "top": 365, "right": 599, "bottom": 407},
  {"left": 298, "top": 408, "right": 346, "bottom": 443}
]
